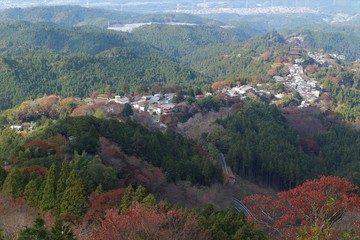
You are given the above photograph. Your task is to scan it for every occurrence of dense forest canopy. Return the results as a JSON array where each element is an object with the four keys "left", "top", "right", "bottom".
[
  {"left": 213, "top": 101, "right": 360, "bottom": 189},
  {"left": 0, "top": 47, "right": 209, "bottom": 109}
]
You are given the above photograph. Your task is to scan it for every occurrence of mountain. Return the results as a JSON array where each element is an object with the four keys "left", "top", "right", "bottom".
[
  {"left": 0, "top": 21, "right": 158, "bottom": 56},
  {"left": 0, "top": 6, "right": 223, "bottom": 28},
  {"left": 285, "top": 25, "right": 360, "bottom": 61},
  {"left": 0, "top": 5, "right": 137, "bottom": 27},
  {"left": 0, "top": 48, "right": 208, "bottom": 109},
  {"left": 131, "top": 23, "right": 251, "bottom": 61}
]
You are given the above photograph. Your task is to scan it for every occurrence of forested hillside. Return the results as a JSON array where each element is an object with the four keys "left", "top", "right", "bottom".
[
  {"left": 0, "top": 6, "right": 222, "bottom": 28},
  {"left": 131, "top": 24, "right": 253, "bottom": 61},
  {"left": 287, "top": 25, "right": 360, "bottom": 61},
  {"left": 186, "top": 31, "right": 289, "bottom": 81},
  {"left": 0, "top": 21, "right": 156, "bottom": 56},
  {"left": 0, "top": 6, "right": 137, "bottom": 27},
  {"left": 0, "top": 47, "right": 208, "bottom": 109},
  {"left": 0, "top": 113, "right": 265, "bottom": 239},
  {"left": 1, "top": 6, "right": 360, "bottom": 239},
  {"left": 212, "top": 101, "right": 360, "bottom": 190}
]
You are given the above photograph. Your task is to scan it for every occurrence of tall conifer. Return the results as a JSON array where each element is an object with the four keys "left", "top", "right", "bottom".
[
  {"left": 60, "top": 171, "right": 86, "bottom": 217},
  {"left": 40, "top": 163, "right": 57, "bottom": 212}
]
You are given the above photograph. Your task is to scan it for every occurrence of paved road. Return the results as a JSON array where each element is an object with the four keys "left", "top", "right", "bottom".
[
  {"left": 232, "top": 197, "right": 252, "bottom": 217},
  {"left": 217, "top": 153, "right": 229, "bottom": 175}
]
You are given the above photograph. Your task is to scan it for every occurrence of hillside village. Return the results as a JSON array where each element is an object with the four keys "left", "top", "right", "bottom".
[{"left": 7, "top": 47, "right": 348, "bottom": 133}]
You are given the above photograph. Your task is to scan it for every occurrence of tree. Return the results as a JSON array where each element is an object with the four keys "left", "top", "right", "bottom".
[
  {"left": 2, "top": 167, "right": 25, "bottom": 198},
  {"left": 24, "top": 179, "right": 41, "bottom": 207},
  {"left": 122, "top": 103, "right": 133, "bottom": 117},
  {"left": 40, "top": 163, "right": 57, "bottom": 212},
  {"left": 0, "top": 168, "right": 7, "bottom": 190},
  {"left": 94, "top": 109, "right": 106, "bottom": 119},
  {"left": 134, "top": 185, "right": 147, "bottom": 202},
  {"left": 18, "top": 218, "right": 52, "bottom": 240},
  {"left": 197, "top": 206, "right": 266, "bottom": 240},
  {"left": 55, "top": 160, "right": 71, "bottom": 214},
  {"left": 243, "top": 176, "right": 360, "bottom": 240},
  {"left": 120, "top": 185, "right": 134, "bottom": 211},
  {"left": 60, "top": 171, "right": 87, "bottom": 217},
  {"left": 85, "top": 203, "right": 210, "bottom": 240}
]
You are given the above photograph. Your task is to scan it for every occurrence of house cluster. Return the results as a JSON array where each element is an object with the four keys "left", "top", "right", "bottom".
[
  {"left": 274, "top": 61, "right": 322, "bottom": 108},
  {"left": 10, "top": 122, "right": 35, "bottom": 132},
  {"left": 111, "top": 93, "right": 176, "bottom": 115},
  {"left": 308, "top": 51, "right": 346, "bottom": 65},
  {"left": 221, "top": 84, "right": 271, "bottom": 101}
]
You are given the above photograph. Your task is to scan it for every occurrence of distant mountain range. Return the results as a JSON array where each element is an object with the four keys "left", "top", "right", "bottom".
[{"left": 0, "top": 0, "right": 359, "bottom": 13}]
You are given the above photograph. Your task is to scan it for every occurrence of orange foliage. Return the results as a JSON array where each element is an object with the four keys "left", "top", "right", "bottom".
[
  {"left": 211, "top": 80, "right": 233, "bottom": 91},
  {"left": 25, "top": 140, "right": 49, "bottom": 154}
]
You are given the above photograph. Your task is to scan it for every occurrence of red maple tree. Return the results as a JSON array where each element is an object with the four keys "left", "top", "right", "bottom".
[{"left": 242, "top": 176, "right": 360, "bottom": 239}]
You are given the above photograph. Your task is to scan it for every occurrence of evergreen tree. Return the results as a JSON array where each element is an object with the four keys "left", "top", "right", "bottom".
[
  {"left": 95, "top": 184, "right": 104, "bottom": 193},
  {"left": 18, "top": 218, "right": 52, "bottom": 240},
  {"left": 60, "top": 171, "right": 86, "bottom": 217},
  {"left": 2, "top": 167, "right": 25, "bottom": 198},
  {"left": 120, "top": 185, "right": 134, "bottom": 211},
  {"left": 24, "top": 179, "right": 41, "bottom": 207},
  {"left": 134, "top": 185, "right": 147, "bottom": 202},
  {"left": 141, "top": 194, "right": 157, "bottom": 208},
  {"left": 122, "top": 103, "right": 133, "bottom": 117},
  {"left": 40, "top": 163, "right": 57, "bottom": 212},
  {"left": 55, "top": 160, "right": 70, "bottom": 214},
  {"left": 0, "top": 167, "right": 7, "bottom": 190}
]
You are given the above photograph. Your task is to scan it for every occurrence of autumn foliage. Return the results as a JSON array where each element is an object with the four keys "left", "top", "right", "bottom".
[
  {"left": 211, "top": 80, "right": 233, "bottom": 92},
  {"left": 82, "top": 188, "right": 126, "bottom": 227},
  {"left": 84, "top": 203, "right": 209, "bottom": 240},
  {"left": 0, "top": 194, "right": 38, "bottom": 240},
  {"left": 25, "top": 140, "right": 49, "bottom": 154},
  {"left": 243, "top": 176, "right": 360, "bottom": 239}
]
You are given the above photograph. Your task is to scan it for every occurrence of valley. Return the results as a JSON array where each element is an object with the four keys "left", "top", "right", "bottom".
[{"left": 0, "top": 4, "right": 359, "bottom": 240}]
